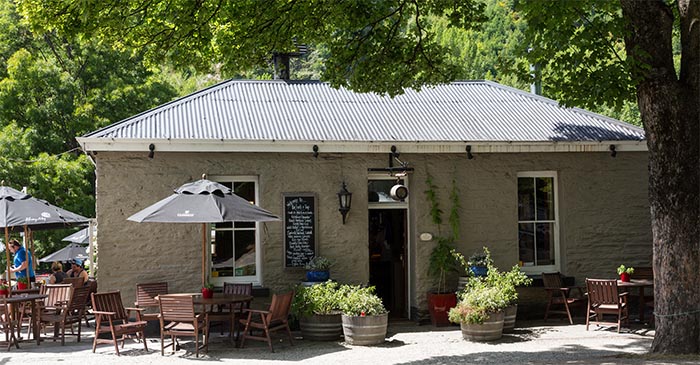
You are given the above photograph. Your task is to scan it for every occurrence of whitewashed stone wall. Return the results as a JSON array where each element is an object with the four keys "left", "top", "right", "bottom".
[{"left": 93, "top": 150, "right": 650, "bottom": 311}]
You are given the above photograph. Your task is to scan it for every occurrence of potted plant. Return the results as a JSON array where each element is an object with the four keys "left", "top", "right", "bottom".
[
  {"left": 448, "top": 279, "right": 508, "bottom": 341},
  {"left": 467, "top": 250, "right": 491, "bottom": 277},
  {"left": 428, "top": 238, "right": 459, "bottom": 326},
  {"left": 16, "top": 277, "right": 29, "bottom": 290},
  {"left": 305, "top": 256, "right": 333, "bottom": 282},
  {"left": 617, "top": 265, "right": 635, "bottom": 282},
  {"left": 338, "top": 284, "right": 388, "bottom": 346},
  {"left": 291, "top": 280, "right": 344, "bottom": 341},
  {"left": 485, "top": 263, "right": 532, "bottom": 332},
  {"left": 0, "top": 282, "right": 8, "bottom": 297},
  {"left": 425, "top": 175, "right": 460, "bottom": 326},
  {"left": 202, "top": 281, "right": 214, "bottom": 298}
]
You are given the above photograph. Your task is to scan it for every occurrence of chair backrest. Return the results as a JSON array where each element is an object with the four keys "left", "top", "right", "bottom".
[
  {"left": 634, "top": 266, "right": 654, "bottom": 280},
  {"left": 86, "top": 278, "right": 98, "bottom": 294},
  {"left": 223, "top": 282, "right": 253, "bottom": 296},
  {"left": 542, "top": 272, "right": 563, "bottom": 288},
  {"left": 42, "top": 284, "right": 73, "bottom": 308},
  {"left": 266, "top": 291, "right": 294, "bottom": 323},
  {"left": 586, "top": 279, "right": 620, "bottom": 306},
  {"left": 135, "top": 282, "right": 168, "bottom": 308},
  {"left": 158, "top": 294, "right": 196, "bottom": 323},
  {"left": 92, "top": 291, "right": 129, "bottom": 321},
  {"left": 67, "top": 286, "right": 92, "bottom": 315},
  {"left": 63, "top": 277, "right": 84, "bottom": 288}
]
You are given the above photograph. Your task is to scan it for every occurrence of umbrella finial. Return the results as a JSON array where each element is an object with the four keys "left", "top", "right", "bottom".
[{"left": 202, "top": 173, "right": 207, "bottom": 180}]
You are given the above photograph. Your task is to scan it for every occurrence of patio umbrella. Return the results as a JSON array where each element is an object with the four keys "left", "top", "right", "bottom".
[
  {"left": 0, "top": 185, "right": 90, "bottom": 295},
  {"left": 38, "top": 243, "right": 88, "bottom": 263},
  {"left": 62, "top": 227, "right": 89, "bottom": 244},
  {"left": 127, "top": 177, "right": 279, "bottom": 286}
]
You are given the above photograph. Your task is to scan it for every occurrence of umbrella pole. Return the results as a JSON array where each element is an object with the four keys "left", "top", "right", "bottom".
[
  {"left": 201, "top": 223, "right": 207, "bottom": 287},
  {"left": 4, "top": 226, "right": 11, "bottom": 296},
  {"left": 23, "top": 226, "right": 31, "bottom": 286}
]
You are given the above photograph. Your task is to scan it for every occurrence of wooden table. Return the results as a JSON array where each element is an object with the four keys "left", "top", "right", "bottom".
[
  {"left": 194, "top": 294, "right": 253, "bottom": 344},
  {"left": 1, "top": 293, "right": 48, "bottom": 349},
  {"left": 617, "top": 279, "right": 653, "bottom": 321}
]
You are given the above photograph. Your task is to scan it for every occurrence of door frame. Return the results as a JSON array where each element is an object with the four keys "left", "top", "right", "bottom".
[{"left": 368, "top": 174, "right": 410, "bottom": 318}]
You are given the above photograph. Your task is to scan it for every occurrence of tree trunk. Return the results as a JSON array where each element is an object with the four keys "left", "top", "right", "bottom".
[{"left": 621, "top": 0, "right": 700, "bottom": 354}]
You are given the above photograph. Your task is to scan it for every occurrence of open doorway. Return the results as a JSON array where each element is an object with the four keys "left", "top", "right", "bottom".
[{"left": 368, "top": 209, "right": 407, "bottom": 318}]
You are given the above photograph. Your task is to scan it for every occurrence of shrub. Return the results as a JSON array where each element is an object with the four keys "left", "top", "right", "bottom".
[
  {"left": 449, "top": 280, "right": 508, "bottom": 324},
  {"left": 305, "top": 256, "right": 333, "bottom": 271},
  {"left": 291, "top": 281, "right": 343, "bottom": 318},
  {"left": 337, "top": 284, "right": 387, "bottom": 316}
]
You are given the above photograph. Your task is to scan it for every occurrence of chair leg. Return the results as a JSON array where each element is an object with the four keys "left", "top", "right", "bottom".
[
  {"left": 285, "top": 324, "right": 294, "bottom": 346},
  {"left": 585, "top": 301, "right": 591, "bottom": 330},
  {"left": 564, "top": 301, "right": 573, "bottom": 325},
  {"left": 265, "top": 328, "right": 274, "bottom": 353},
  {"left": 544, "top": 293, "right": 553, "bottom": 322}
]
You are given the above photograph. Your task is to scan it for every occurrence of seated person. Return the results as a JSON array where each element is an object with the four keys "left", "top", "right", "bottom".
[
  {"left": 49, "top": 261, "right": 66, "bottom": 284},
  {"left": 66, "top": 259, "right": 89, "bottom": 285}
]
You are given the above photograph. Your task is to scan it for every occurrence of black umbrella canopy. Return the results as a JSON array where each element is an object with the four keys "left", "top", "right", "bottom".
[
  {"left": 0, "top": 186, "right": 90, "bottom": 230},
  {"left": 127, "top": 179, "right": 279, "bottom": 223},
  {"left": 127, "top": 178, "right": 279, "bottom": 286},
  {"left": 39, "top": 243, "right": 88, "bottom": 263},
  {"left": 62, "top": 227, "right": 90, "bottom": 244}
]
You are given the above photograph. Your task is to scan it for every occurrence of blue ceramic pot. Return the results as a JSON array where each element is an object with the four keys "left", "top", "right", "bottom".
[
  {"left": 470, "top": 266, "right": 488, "bottom": 277},
  {"left": 306, "top": 270, "right": 330, "bottom": 282}
]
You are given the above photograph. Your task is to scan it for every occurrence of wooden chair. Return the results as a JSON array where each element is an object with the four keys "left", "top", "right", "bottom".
[
  {"left": 586, "top": 279, "right": 629, "bottom": 332},
  {"left": 239, "top": 291, "right": 294, "bottom": 352},
  {"left": 22, "top": 284, "right": 73, "bottom": 339},
  {"left": 208, "top": 283, "right": 253, "bottom": 338},
  {"left": 63, "top": 277, "right": 84, "bottom": 288},
  {"left": 135, "top": 282, "right": 168, "bottom": 323},
  {"left": 542, "top": 272, "right": 585, "bottom": 324},
  {"left": 83, "top": 278, "right": 98, "bottom": 327},
  {"left": 0, "top": 298, "right": 18, "bottom": 351},
  {"left": 158, "top": 294, "right": 208, "bottom": 357},
  {"left": 40, "top": 285, "right": 91, "bottom": 345},
  {"left": 91, "top": 291, "right": 148, "bottom": 356}
]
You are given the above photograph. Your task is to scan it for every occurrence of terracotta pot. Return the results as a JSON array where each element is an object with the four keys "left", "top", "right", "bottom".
[
  {"left": 17, "top": 282, "right": 28, "bottom": 290},
  {"left": 201, "top": 287, "right": 214, "bottom": 298},
  {"left": 0, "top": 288, "right": 7, "bottom": 297},
  {"left": 620, "top": 273, "right": 631, "bottom": 282}
]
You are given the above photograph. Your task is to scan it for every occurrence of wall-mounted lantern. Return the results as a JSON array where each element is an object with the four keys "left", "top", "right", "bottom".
[{"left": 337, "top": 181, "right": 352, "bottom": 224}]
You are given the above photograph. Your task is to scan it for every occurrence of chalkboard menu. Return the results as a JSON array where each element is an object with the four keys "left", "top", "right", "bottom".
[{"left": 283, "top": 194, "right": 317, "bottom": 268}]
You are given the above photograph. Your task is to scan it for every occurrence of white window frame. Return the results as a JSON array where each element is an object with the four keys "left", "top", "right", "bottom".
[
  {"left": 208, "top": 175, "right": 262, "bottom": 286},
  {"left": 517, "top": 171, "right": 560, "bottom": 275}
]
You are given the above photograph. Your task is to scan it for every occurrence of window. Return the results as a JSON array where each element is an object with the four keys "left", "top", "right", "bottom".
[
  {"left": 517, "top": 172, "right": 558, "bottom": 272},
  {"left": 368, "top": 178, "right": 407, "bottom": 207},
  {"left": 209, "top": 176, "right": 261, "bottom": 285}
]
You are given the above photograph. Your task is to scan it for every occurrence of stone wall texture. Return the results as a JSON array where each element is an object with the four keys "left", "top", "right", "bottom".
[{"left": 93, "top": 150, "right": 651, "bottom": 313}]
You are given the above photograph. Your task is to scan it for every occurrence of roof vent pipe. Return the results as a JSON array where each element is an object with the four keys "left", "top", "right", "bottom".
[
  {"left": 272, "top": 53, "right": 291, "bottom": 80},
  {"left": 528, "top": 47, "right": 542, "bottom": 95}
]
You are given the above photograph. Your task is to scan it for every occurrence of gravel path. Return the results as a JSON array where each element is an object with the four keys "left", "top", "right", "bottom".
[{"left": 4, "top": 320, "right": 698, "bottom": 365}]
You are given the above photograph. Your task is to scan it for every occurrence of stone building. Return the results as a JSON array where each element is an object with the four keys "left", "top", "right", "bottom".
[{"left": 77, "top": 80, "right": 650, "bottom": 319}]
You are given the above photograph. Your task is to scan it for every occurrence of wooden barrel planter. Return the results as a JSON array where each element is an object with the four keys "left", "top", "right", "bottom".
[
  {"left": 502, "top": 304, "right": 517, "bottom": 333},
  {"left": 341, "top": 313, "right": 388, "bottom": 345},
  {"left": 300, "top": 313, "right": 343, "bottom": 341},
  {"left": 460, "top": 310, "right": 504, "bottom": 341}
]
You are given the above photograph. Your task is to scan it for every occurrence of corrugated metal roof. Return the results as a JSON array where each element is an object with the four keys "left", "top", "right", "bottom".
[{"left": 83, "top": 80, "right": 645, "bottom": 143}]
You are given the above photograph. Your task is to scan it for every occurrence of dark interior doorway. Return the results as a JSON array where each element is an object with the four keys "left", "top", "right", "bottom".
[{"left": 368, "top": 209, "right": 407, "bottom": 318}]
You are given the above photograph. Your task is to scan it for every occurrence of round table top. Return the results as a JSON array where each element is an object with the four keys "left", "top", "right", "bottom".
[
  {"left": 616, "top": 279, "right": 653, "bottom": 287},
  {"left": 2, "top": 293, "right": 48, "bottom": 303},
  {"left": 194, "top": 293, "right": 253, "bottom": 305}
]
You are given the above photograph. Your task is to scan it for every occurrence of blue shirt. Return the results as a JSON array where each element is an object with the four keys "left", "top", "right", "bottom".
[{"left": 13, "top": 246, "right": 35, "bottom": 278}]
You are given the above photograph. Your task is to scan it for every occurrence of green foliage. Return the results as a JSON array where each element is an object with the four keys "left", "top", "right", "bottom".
[
  {"left": 18, "top": 0, "right": 488, "bottom": 97},
  {"left": 16, "top": 277, "right": 29, "bottom": 284},
  {"left": 203, "top": 282, "right": 214, "bottom": 290},
  {"left": 305, "top": 256, "right": 333, "bottom": 271},
  {"left": 617, "top": 265, "right": 634, "bottom": 275},
  {"left": 337, "top": 284, "right": 387, "bottom": 316},
  {"left": 425, "top": 173, "right": 461, "bottom": 293},
  {"left": 449, "top": 279, "right": 508, "bottom": 324},
  {"left": 467, "top": 248, "right": 492, "bottom": 268},
  {"left": 291, "top": 281, "right": 343, "bottom": 317}
]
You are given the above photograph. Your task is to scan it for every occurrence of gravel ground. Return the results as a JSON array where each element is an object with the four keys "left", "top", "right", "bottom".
[{"left": 4, "top": 320, "right": 698, "bottom": 365}]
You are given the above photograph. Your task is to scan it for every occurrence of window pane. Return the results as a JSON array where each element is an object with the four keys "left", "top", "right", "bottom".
[
  {"left": 536, "top": 177, "right": 554, "bottom": 221},
  {"left": 518, "top": 178, "right": 535, "bottom": 220},
  {"left": 518, "top": 223, "right": 535, "bottom": 265},
  {"left": 368, "top": 179, "right": 405, "bottom": 203},
  {"left": 234, "top": 181, "right": 256, "bottom": 228},
  {"left": 536, "top": 223, "right": 555, "bottom": 265},
  {"left": 211, "top": 229, "right": 234, "bottom": 277},
  {"left": 234, "top": 230, "right": 256, "bottom": 276}
]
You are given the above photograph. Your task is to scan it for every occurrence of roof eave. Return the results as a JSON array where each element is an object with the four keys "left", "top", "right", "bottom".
[{"left": 77, "top": 138, "right": 648, "bottom": 154}]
